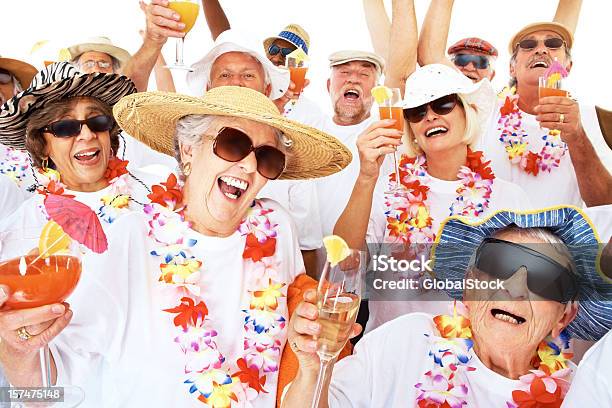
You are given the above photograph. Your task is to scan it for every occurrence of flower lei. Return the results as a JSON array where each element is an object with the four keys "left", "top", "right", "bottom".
[
  {"left": 35, "top": 157, "right": 132, "bottom": 224},
  {"left": 145, "top": 174, "right": 287, "bottom": 407},
  {"left": 415, "top": 303, "right": 573, "bottom": 408},
  {"left": 497, "top": 94, "right": 568, "bottom": 176},
  {"left": 385, "top": 149, "right": 495, "bottom": 245},
  {"left": 0, "top": 147, "right": 30, "bottom": 186}
]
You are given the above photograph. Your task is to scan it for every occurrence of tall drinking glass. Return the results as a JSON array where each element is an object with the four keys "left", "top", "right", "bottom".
[
  {"left": 311, "top": 249, "right": 364, "bottom": 408},
  {"left": 0, "top": 232, "right": 84, "bottom": 406},
  {"left": 286, "top": 55, "right": 309, "bottom": 98},
  {"left": 165, "top": 0, "right": 200, "bottom": 71},
  {"left": 375, "top": 88, "right": 405, "bottom": 194}
]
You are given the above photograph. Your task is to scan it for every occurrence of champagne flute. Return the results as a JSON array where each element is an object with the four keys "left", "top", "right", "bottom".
[
  {"left": 311, "top": 249, "right": 364, "bottom": 408},
  {"left": 375, "top": 88, "right": 406, "bottom": 194},
  {"left": 165, "top": 0, "right": 200, "bottom": 71},
  {"left": 0, "top": 232, "right": 84, "bottom": 406}
]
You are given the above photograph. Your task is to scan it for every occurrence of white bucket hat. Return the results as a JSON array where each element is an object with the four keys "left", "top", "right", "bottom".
[
  {"left": 402, "top": 64, "right": 495, "bottom": 137},
  {"left": 67, "top": 36, "right": 131, "bottom": 68},
  {"left": 186, "top": 29, "right": 290, "bottom": 100}
]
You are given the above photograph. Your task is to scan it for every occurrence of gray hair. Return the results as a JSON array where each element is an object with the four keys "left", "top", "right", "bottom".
[{"left": 173, "top": 114, "right": 291, "bottom": 175}]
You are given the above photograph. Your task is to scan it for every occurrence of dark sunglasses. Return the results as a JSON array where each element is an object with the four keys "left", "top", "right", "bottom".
[
  {"left": 210, "top": 127, "right": 286, "bottom": 180},
  {"left": 474, "top": 238, "right": 578, "bottom": 303},
  {"left": 0, "top": 68, "right": 13, "bottom": 84},
  {"left": 40, "top": 115, "right": 114, "bottom": 138},
  {"left": 403, "top": 94, "right": 459, "bottom": 123},
  {"left": 452, "top": 54, "right": 490, "bottom": 70},
  {"left": 267, "top": 44, "right": 294, "bottom": 58},
  {"left": 516, "top": 37, "right": 565, "bottom": 51}
]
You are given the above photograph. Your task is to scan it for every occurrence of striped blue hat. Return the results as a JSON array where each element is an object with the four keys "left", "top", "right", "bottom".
[
  {"left": 263, "top": 24, "right": 310, "bottom": 55},
  {"left": 431, "top": 206, "right": 612, "bottom": 341}
]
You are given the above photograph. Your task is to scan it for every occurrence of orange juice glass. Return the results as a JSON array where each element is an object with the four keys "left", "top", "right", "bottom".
[
  {"left": 289, "top": 66, "right": 308, "bottom": 97},
  {"left": 538, "top": 76, "right": 568, "bottom": 99},
  {"left": 167, "top": 1, "right": 200, "bottom": 34},
  {"left": 379, "top": 106, "right": 404, "bottom": 131}
]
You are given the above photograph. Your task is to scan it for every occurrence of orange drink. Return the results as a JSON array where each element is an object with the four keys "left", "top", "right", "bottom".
[
  {"left": 0, "top": 254, "right": 81, "bottom": 309},
  {"left": 168, "top": 1, "right": 200, "bottom": 34},
  {"left": 289, "top": 66, "right": 308, "bottom": 97},
  {"left": 379, "top": 106, "right": 404, "bottom": 131},
  {"left": 539, "top": 87, "right": 568, "bottom": 98}
]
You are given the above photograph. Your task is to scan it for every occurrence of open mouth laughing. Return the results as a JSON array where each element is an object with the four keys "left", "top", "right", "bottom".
[
  {"left": 73, "top": 148, "right": 101, "bottom": 165},
  {"left": 490, "top": 308, "right": 526, "bottom": 325},
  {"left": 217, "top": 175, "right": 249, "bottom": 201},
  {"left": 425, "top": 126, "right": 449, "bottom": 138}
]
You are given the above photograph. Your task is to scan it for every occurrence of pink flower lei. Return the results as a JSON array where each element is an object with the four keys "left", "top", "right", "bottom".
[
  {"left": 145, "top": 174, "right": 287, "bottom": 407},
  {"left": 415, "top": 303, "right": 574, "bottom": 408},
  {"left": 385, "top": 148, "right": 495, "bottom": 246},
  {"left": 497, "top": 94, "right": 568, "bottom": 176}
]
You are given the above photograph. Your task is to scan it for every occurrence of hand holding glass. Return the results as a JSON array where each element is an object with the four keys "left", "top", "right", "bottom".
[
  {"left": 311, "top": 249, "right": 364, "bottom": 408},
  {"left": 165, "top": 0, "right": 200, "bottom": 71},
  {"left": 376, "top": 88, "right": 405, "bottom": 193}
]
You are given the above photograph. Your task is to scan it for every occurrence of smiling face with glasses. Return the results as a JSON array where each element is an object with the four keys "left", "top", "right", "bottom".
[
  {"left": 463, "top": 228, "right": 579, "bottom": 362},
  {"left": 177, "top": 116, "right": 285, "bottom": 237},
  {"left": 266, "top": 38, "right": 297, "bottom": 67},
  {"left": 510, "top": 30, "right": 572, "bottom": 88},
  {"left": 76, "top": 51, "right": 115, "bottom": 74},
  {"left": 30, "top": 97, "right": 116, "bottom": 192}
]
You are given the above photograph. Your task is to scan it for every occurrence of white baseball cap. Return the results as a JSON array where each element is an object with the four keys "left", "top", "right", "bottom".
[{"left": 186, "top": 29, "right": 290, "bottom": 100}]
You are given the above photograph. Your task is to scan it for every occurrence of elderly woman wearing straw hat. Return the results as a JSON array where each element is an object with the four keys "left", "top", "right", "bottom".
[
  {"left": 284, "top": 207, "right": 612, "bottom": 407},
  {"left": 334, "top": 63, "right": 532, "bottom": 332},
  {"left": 1, "top": 86, "right": 351, "bottom": 407},
  {"left": 0, "top": 61, "right": 163, "bottom": 384}
]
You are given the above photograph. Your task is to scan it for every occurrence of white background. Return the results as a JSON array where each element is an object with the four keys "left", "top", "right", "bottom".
[{"left": 3, "top": 0, "right": 611, "bottom": 110}]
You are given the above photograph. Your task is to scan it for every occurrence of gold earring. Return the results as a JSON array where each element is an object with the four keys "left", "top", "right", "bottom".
[
  {"left": 182, "top": 162, "right": 192, "bottom": 176},
  {"left": 41, "top": 158, "right": 49, "bottom": 170}
]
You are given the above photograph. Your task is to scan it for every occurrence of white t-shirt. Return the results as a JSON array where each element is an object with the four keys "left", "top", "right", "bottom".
[
  {"left": 258, "top": 179, "right": 322, "bottom": 250},
  {"left": 0, "top": 169, "right": 162, "bottom": 259},
  {"left": 562, "top": 329, "right": 612, "bottom": 407},
  {"left": 478, "top": 100, "right": 612, "bottom": 208},
  {"left": 365, "top": 172, "right": 532, "bottom": 332},
  {"left": 0, "top": 174, "right": 26, "bottom": 219},
  {"left": 584, "top": 205, "right": 612, "bottom": 242},
  {"left": 314, "top": 116, "right": 393, "bottom": 237},
  {"left": 284, "top": 95, "right": 327, "bottom": 129},
  {"left": 329, "top": 313, "right": 576, "bottom": 407},
  {"left": 48, "top": 199, "right": 303, "bottom": 407}
]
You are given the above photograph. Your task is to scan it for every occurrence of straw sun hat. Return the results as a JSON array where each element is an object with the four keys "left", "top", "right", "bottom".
[{"left": 113, "top": 86, "right": 352, "bottom": 180}]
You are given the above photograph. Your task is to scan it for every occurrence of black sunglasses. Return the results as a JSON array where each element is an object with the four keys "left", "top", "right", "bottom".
[
  {"left": 452, "top": 54, "right": 490, "bottom": 70},
  {"left": 267, "top": 44, "right": 295, "bottom": 58},
  {"left": 474, "top": 238, "right": 578, "bottom": 303},
  {"left": 41, "top": 115, "right": 115, "bottom": 138},
  {"left": 0, "top": 68, "right": 13, "bottom": 84},
  {"left": 516, "top": 37, "right": 565, "bottom": 51},
  {"left": 210, "top": 127, "right": 286, "bottom": 180},
  {"left": 403, "top": 94, "right": 459, "bottom": 124}
]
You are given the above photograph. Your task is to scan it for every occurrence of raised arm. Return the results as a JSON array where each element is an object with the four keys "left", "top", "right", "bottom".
[
  {"left": 333, "top": 120, "right": 403, "bottom": 249},
  {"left": 138, "top": 29, "right": 176, "bottom": 92},
  {"left": 553, "top": 0, "right": 582, "bottom": 35},
  {"left": 418, "top": 0, "right": 455, "bottom": 68},
  {"left": 123, "top": 0, "right": 185, "bottom": 92},
  {"left": 385, "top": 0, "right": 418, "bottom": 89},
  {"left": 201, "top": 0, "right": 230, "bottom": 40},
  {"left": 363, "top": 0, "right": 391, "bottom": 64}
]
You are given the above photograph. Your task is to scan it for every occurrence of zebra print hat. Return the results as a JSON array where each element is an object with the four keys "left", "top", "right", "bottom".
[
  {"left": 431, "top": 206, "right": 612, "bottom": 341},
  {"left": 0, "top": 62, "right": 136, "bottom": 149}
]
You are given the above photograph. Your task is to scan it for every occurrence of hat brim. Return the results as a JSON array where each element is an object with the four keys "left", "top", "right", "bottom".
[
  {"left": 0, "top": 58, "right": 38, "bottom": 89},
  {"left": 112, "top": 88, "right": 352, "bottom": 180},
  {"left": 67, "top": 43, "right": 131, "bottom": 66},
  {"left": 431, "top": 206, "right": 612, "bottom": 341},
  {"left": 0, "top": 73, "right": 136, "bottom": 149},
  {"left": 508, "top": 22, "right": 573, "bottom": 54},
  {"left": 186, "top": 42, "right": 290, "bottom": 100}
]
